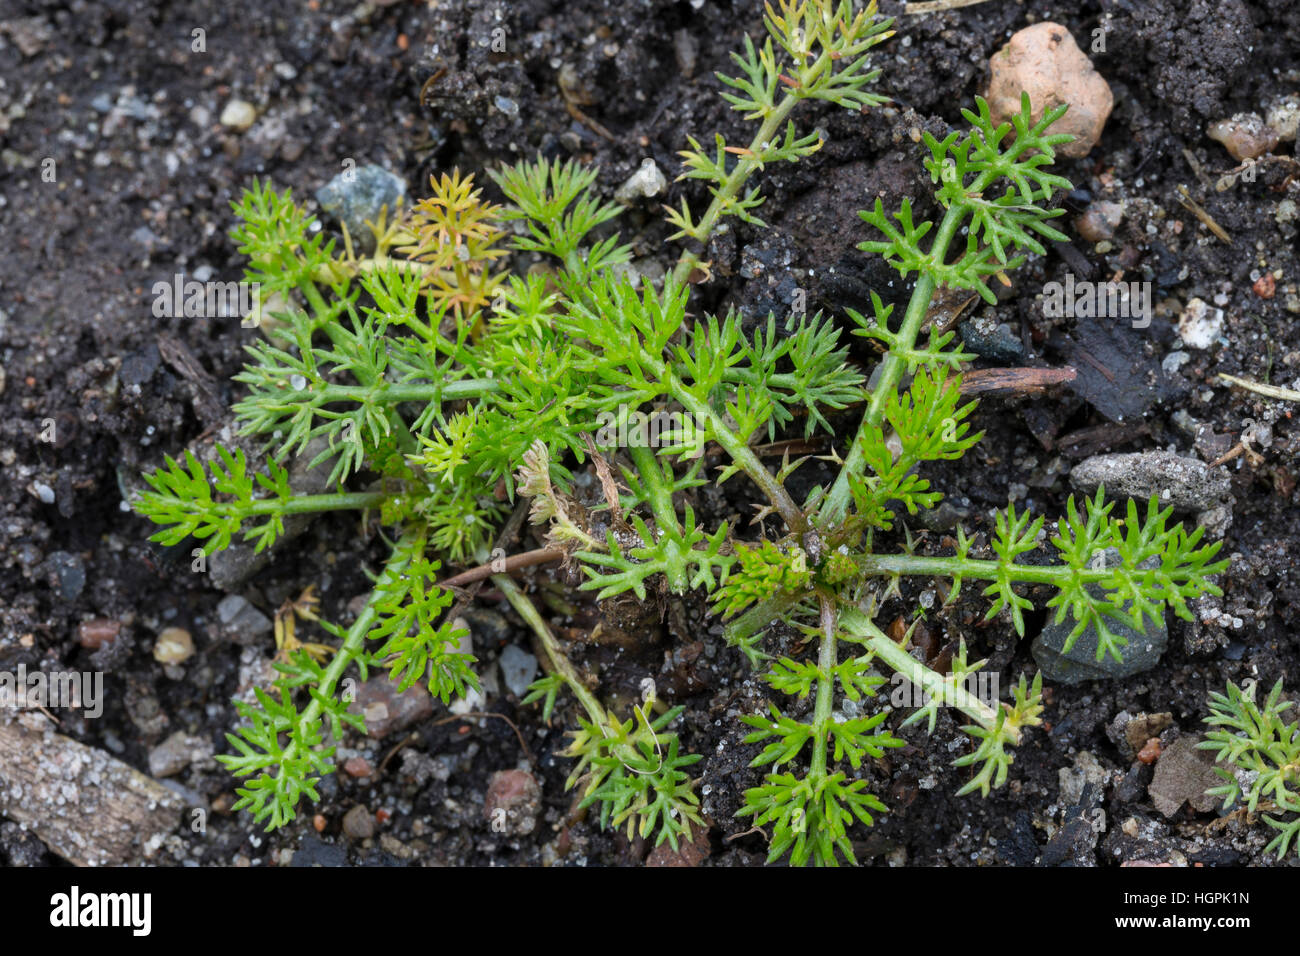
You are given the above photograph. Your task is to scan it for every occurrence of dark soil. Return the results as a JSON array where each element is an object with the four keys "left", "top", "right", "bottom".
[{"left": 2, "top": 0, "right": 1297, "bottom": 867}]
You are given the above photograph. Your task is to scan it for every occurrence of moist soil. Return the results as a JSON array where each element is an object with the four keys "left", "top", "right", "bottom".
[{"left": 1, "top": 0, "right": 1298, "bottom": 866}]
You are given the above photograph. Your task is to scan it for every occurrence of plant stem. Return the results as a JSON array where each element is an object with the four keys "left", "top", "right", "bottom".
[
  {"left": 817, "top": 205, "right": 963, "bottom": 525},
  {"left": 217, "top": 490, "right": 387, "bottom": 518},
  {"left": 855, "top": 551, "right": 1123, "bottom": 587},
  {"left": 280, "top": 532, "right": 418, "bottom": 768},
  {"left": 627, "top": 443, "right": 693, "bottom": 590},
  {"left": 837, "top": 604, "right": 1005, "bottom": 735},
  {"left": 819, "top": 140, "right": 1041, "bottom": 527},
  {"left": 669, "top": 50, "right": 835, "bottom": 287},
  {"left": 494, "top": 573, "right": 605, "bottom": 725},
  {"left": 809, "top": 593, "right": 839, "bottom": 782},
  {"left": 298, "top": 278, "right": 423, "bottom": 453},
  {"left": 723, "top": 589, "right": 801, "bottom": 650},
  {"left": 665, "top": 368, "right": 808, "bottom": 530},
  {"left": 247, "top": 379, "right": 499, "bottom": 408}
]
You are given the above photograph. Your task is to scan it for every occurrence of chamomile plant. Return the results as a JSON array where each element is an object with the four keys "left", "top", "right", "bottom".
[{"left": 135, "top": 0, "right": 1228, "bottom": 861}]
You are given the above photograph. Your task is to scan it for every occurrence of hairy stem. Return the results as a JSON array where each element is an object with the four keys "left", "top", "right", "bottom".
[
  {"left": 191, "top": 490, "right": 386, "bottom": 519},
  {"left": 817, "top": 206, "right": 961, "bottom": 524},
  {"left": 628, "top": 443, "right": 693, "bottom": 590},
  {"left": 242, "top": 378, "right": 499, "bottom": 410},
  {"left": 819, "top": 124, "right": 1057, "bottom": 527},
  {"left": 297, "top": 278, "right": 421, "bottom": 454},
  {"left": 723, "top": 589, "right": 801, "bottom": 651}
]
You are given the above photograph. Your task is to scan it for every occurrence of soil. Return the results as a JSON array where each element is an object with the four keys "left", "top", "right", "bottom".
[{"left": 1, "top": 0, "right": 1297, "bottom": 867}]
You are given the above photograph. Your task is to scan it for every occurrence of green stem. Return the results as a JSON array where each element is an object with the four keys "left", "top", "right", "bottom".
[
  {"left": 723, "top": 589, "right": 801, "bottom": 651},
  {"left": 494, "top": 573, "right": 605, "bottom": 725},
  {"left": 626, "top": 443, "right": 693, "bottom": 591},
  {"left": 215, "top": 490, "right": 386, "bottom": 518},
  {"left": 838, "top": 604, "right": 1004, "bottom": 735},
  {"left": 669, "top": 53, "right": 831, "bottom": 287},
  {"left": 298, "top": 279, "right": 420, "bottom": 455},
  {"left": 817, "top": 204, "right": 964, "bottom": 525},
  {"left": 818, "top": 143, "right": 1033, "bottom": 527},
  {"left": 282, "top": 532, "right": 419, "bottom": 765},
  {"left": 665, "top": 369, "right": 807, "bottom": 531},
  {"left": 855, "top": 551, "right": 1114, "bottom": 588},
  {"left": 243, "top": 379, "right": 499, "bottom": 408},
  {"left": 809, "top": 593, "right": 839, "bottom": 782}
]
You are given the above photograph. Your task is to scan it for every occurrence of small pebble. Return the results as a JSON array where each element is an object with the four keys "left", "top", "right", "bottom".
[
  {"left": 148, "top": 731, "right": 213, "bottom": 778},
  {"left": 614, "top": 158, "right": 667, "bottom": 204},
  {"left": 1176, "top": 297, "right": 1223, "bottom": 350},
  {"left": 985, "top": 22, "right": 1113, "bottom": 158},
  {"left": 153, "top": 627, "right": 195, "bottom": 664},
  {"left": 1252, "top": 273, "right": 1276, "bottom": 299},
  {"left": 342, "top": 804, "right": 375, "bottom": 840},
  {"left": 219, "top": 99, "right": 257, "bottom": 131},
  {"left": 673, "top": 28, "right": 698, "bottom": 77},
  {"left": 484, "top": 769, "right": 542, "bottom": 836},
  {"left": 1137, "top": 738, "right": 1161, "bottom": 764},
  {"left": 1075, "top": 201, "right": 1123, "bottom": 242},
  {"left": 1264, "top": 93, "right": 1300, "bottom": 142},
  {"left": 77, "top": 619, "right": 121, "bottom": 650},
  {"left": 1207, "top": 113, "right": 1279, "bottom": 162},
  {"left": 498, "top": 644, "right": 538, "bottom": 698}
]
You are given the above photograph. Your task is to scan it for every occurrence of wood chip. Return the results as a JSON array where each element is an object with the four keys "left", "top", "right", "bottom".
[
  {"left": 958, "top": 365, "right": 1077, "bottom": 396},
  {"left": 0, "top": 712, "right": 183, "bottom": 866}
]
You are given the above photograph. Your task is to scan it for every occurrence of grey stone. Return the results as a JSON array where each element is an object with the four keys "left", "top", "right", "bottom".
[
  {"left": 1069, "top": 451, "right": 1232, "bottom": 514},
  {"left": 291, "top": 834, "right": 347, "bottom": 867},
  {"left": 1032, "top": 588, "right": 1167, "bottom": 684},
  {"left": 1058, "top": 751, "right": 1108, "bottom": 806},
  {"left": 614, "top": 158, "right": 667, "bottom": 204},
  {"left": 498, "top": 644, "right": 538, "bottom": 698},
  {"left": 1039, "top": 784, "right": 1103, "bottom": 866},
  {"left": 215, "top": 595, "right": 273, "bottom": 645},
  {"left": 147, "top": 731, "right": 213, "bottom": 778},
  {"left": 342, "top": 804, "right": 375, "bottom": 840},
  {"left": 960, "top": 315, "right": 1024, "bottom": 363},
  {"left": 461, "top": 607, "right": 510, "bottom": 644},
  {"left": 44, "top": 551, "right": 85, "bottom": 601},
  {"left": 315, "top": 165, "right": 406, "bottom": 253},
  {"left": 349, "top": 676, "right": 433, "bottom": 739}
]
